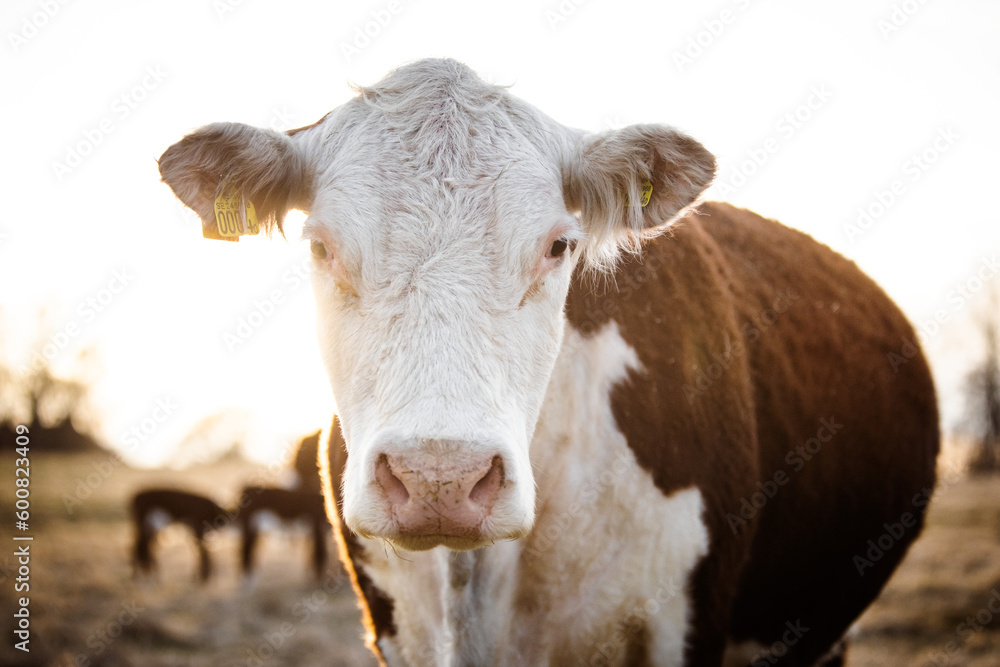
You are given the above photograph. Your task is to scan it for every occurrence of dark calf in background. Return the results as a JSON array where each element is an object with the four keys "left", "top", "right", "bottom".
[
  {"left": 238, "top": 485, "right": 331, "bottom": 580},
  {"left": 130, "top": 488, "right": 228, "bottom": 582}
]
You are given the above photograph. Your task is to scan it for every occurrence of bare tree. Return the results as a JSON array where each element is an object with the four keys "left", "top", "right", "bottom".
[
  {"left": 966, "top": 299, "right": 1000, "bottom": 474},
  {"left": 0, "top": 311, "right": 104, "bottom": 452}
]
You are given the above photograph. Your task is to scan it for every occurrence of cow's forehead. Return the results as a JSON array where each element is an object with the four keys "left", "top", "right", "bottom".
[
  {"left": 307, "top": 156, "right": 566, "bottom": 234},
  {"left": 297, "top": 60, "right": 578, "bottom": 284},
  {"left": 303, "top": 63, "right": 567, "bottom": 212},
  {"left": 304, "top": 121, "right": 572, "bottom": 281},
  {"left": 307, "top": 60, "right": 565, "bottom": 177},
  {"left": 305, "top": 163, "right": 573, "bottom": 290}
]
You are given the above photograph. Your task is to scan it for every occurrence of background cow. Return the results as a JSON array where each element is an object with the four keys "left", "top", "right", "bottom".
[
  {"left": 159, "top": 59, "right": 939, "bottom": 666},
  {"left": 238, "top": 485, "right": 331, "bottom": 581},
  {"left": 130, "top": 488, "right": 228, "bottom": 582}
]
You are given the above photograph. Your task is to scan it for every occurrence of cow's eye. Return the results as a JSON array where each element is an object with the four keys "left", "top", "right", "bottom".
[
  {"left": 310, "top": 240, "right": 328, "bottom": 259},
  {"left": 548, "top": 238, "right": 568, "bottom": 258}
]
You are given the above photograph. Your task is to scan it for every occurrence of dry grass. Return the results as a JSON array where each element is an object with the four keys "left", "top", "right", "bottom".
[
  {"left": 0, "top": 452, "right": 376, "bottom": 667},
  {"left": 848, "top": 470, "right": 1000, "bottom": 666},
  {"left": 2, "top": 451, "right": 1000, "bottom": 666}
]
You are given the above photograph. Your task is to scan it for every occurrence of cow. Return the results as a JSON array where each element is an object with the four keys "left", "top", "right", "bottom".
[
  {"left": 238, "top": 485, "right": 331, "bottom": 581},
  {"left": 292, "top": 429, "right": 324, "bottom": 494},
  {"left": 129, "top": 488, "right": 228, "bottom": 582},
  {"left": 236, "top": 432, "right": 331, "bottom": 581},
  {"left": 158, "top": 58, "right": 939, "bottom": 666}
]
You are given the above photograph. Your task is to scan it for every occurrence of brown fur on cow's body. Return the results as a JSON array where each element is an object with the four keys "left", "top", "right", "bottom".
[{"left": 322, "top": 201, "right": 938, "bottom": 666}]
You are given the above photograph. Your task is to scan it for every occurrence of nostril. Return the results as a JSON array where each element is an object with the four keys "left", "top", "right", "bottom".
[
  {"left": 375, "top": 455, "right": 410, "bottom": 506},
  {"left": 469, "top": 456, "right": 504, "bottom": 506}
]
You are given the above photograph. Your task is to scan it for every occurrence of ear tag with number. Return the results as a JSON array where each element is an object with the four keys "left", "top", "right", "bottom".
[
  {"left": 212, "top": 192, "right": 260, "bottom": 241},
  {"left": 639, "top": 180, "right": 653, "bottom": 208},
  {"left": 624, "top": 180, "right": 654, "bottom": 209}
]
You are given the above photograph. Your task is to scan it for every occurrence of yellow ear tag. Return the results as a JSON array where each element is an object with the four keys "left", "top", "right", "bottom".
[
  {"left": 625, "top": 180, "right": 654, "bottom": 209},
  {"left": 639, "top": 180, "right": 653, "bottom": 208},
  {"left": 213, "top": 192, "right": 260, "bottom": 239}
]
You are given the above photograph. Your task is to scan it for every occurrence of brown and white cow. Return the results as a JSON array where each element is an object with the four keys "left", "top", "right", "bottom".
[
  {"left": 130, "top": 488, "right": 228, "bottom": 582},
  {"left": 238, "top": 485, "right": 331, "bottom": 581},
  {"left": 159, "top": 59, "right": 939, "bottom": 666}
]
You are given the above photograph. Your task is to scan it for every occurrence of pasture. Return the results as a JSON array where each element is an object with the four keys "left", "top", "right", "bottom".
[{"left": 1, "top": 449, "right": 999, "bottom": 666}]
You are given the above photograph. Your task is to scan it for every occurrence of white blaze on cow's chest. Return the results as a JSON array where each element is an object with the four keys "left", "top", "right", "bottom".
[
  {"left": 356, "top": 320, "right": 711, "bottom": 665},
  {"left": 513, "top": 320, "right": 711, "bottom": 665}
]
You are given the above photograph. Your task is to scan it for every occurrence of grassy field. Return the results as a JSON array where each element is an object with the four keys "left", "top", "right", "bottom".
[
  {"left": 847, "top": 467, "right": 1000, "bottom": 667},
  {"left": 2, "top": 450, "right": 1000, "bottom": 666},
  {"left": 0, "top": 451, "right": 376, "bottom": 667}
]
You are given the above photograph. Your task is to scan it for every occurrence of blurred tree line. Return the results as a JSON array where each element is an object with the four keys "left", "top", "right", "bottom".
[
  {"left": 966, "top": 297, "right": 1000, "bottom": 473},
  {"left": 0, "top": 311, "right": 105, "bottom": 452}
]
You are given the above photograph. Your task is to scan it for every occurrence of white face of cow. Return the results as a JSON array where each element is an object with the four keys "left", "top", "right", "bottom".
[
  {"left": 306, "top": 155, "right": 577, "bottom": 551},
  {"left": 159, "top": 59, "right": 715, "bottom": 551}
]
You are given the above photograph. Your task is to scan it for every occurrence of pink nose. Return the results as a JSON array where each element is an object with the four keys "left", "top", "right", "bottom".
[{"left": 374, "top": 452, "right": 505, "bottom": 540}]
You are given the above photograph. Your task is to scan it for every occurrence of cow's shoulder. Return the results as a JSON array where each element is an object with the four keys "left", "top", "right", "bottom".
[
  {"left": 565, "top": 203, "right": 760, "bottom": 498},
  {"left": 563, "top": 204, "right": 779, "bottom": 664}
]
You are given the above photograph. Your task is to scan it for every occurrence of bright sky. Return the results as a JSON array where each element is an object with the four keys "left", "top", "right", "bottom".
[{"left": 2, "top": 0, "right": 997, "bottom": 466}]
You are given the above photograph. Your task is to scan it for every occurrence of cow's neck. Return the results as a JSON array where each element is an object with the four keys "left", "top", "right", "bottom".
[
  {"left": 364, "top": 320, "right": 706, "bottom": 666},
  {"left": 454, "top": 321, "right": 706, "bottom": 665},
  {"left": 444, "top": 320, "right": 650, "bottom": 661},
  {"left": 441, "top": 546, "right": 521, "bottom": 663}
]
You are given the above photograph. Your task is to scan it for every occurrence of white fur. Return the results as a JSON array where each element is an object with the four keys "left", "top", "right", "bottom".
[
  {"left": 515, "top": 323, "right": 710, "bottom": 665},
  {"left": 355, "top": 323, "right": 710, "bottom": 665},
  {"left": 301, "top": 63, "right": 582, "bottom": 546}
]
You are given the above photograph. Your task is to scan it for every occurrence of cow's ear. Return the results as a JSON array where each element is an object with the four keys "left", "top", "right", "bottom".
[
  {"left": 158, "top": 122, "right": 310, "bottom": 239},
  {"left": 565, "top": 124, "right": 715, "bottom": 265}
]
